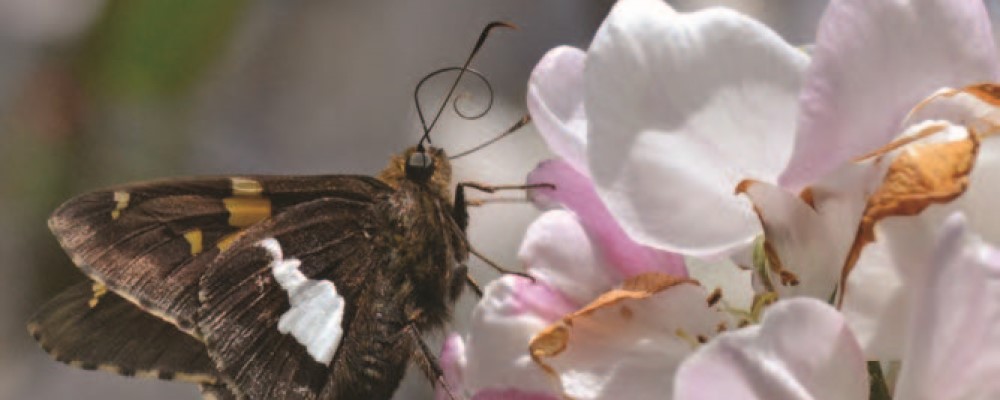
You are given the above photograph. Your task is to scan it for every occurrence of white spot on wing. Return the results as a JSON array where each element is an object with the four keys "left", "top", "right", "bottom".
[
  {"left": 231, "top": 177, "right": 263, "bottom": 197},
  {"left": 111, "top": 191, "right": 130, "bottom": 220},
  {"left": 258, "top": 238, "right": 345, "bottom": 366}
]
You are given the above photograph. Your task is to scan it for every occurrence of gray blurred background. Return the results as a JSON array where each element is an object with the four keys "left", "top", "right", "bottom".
[{"left": 0, "top": 0, "right": 951, "bottom": 398}]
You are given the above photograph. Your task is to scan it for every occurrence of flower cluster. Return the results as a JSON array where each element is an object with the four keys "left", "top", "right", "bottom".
[{"left": 442, "top": 0, "right": 1000, "bottom": 399}]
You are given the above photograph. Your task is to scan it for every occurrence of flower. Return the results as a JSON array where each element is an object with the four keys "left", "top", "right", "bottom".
[
  {"left": 674, "top": 213, "right": 1000, "bottom": 400},
  {"left": 779, "top": 0, "right": 998, "bottom": 190},
  {"left": 532, "top": 0, "right": 810, "bottom": 257},
  {"left": 451, "top": 0, "right": 1000, "bottom": 398},
  {"left": 441, "top": 0, "right": 812, "bottom": 397},
  {"left": 438, "top": 208, "right": 720, "bottom": 399},
  {"left": 735, "top": 0, "right": 1000, "bottom": 360}
]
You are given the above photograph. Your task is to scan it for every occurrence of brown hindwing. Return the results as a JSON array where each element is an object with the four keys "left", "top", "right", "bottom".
[
  {"left": 28, "top": 281, "right": 222, "bottom": 385},
  {"left": 200, "top": 383, "right": 239, "bottom": 400}
]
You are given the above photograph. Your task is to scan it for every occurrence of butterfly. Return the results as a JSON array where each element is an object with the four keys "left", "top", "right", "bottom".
[{"left": 27, "top": 21, "right": 541, "bottom": 400}]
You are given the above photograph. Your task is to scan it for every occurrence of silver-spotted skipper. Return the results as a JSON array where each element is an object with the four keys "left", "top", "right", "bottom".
[{"left": 28, "top": 22, "right": 540, "bottom": 400}]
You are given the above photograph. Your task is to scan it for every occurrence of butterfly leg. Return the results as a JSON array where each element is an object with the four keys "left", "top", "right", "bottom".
[
  {"left": 470, "top": 247, "right": 534, "bottom": 282},
  {"left": 453, "top": 184, "right": 471, "bottom": 231},
  {"left": 453, "top": 182, "right": 545, "bottom": 282},
  {"left": 405, "top": 322, "right": 462, "bottom": 400},
  {"left": 453, "top": 182, "right": 557, "bottom": 230},
  {"left": 465, "top": 274, "right": 483, "bottom": 298},
  {"left": 449, "top": 264, "right": 482, "bottom": 300},
  {"left": 458, "top": 182, "right": 555, "bottom": 194}
]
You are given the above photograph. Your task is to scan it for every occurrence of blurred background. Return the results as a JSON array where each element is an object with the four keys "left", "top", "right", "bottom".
[{"left": 0, "top": 0, "right": 989, "bottom": 398}]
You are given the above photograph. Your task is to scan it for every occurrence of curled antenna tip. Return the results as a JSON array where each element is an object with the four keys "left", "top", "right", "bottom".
[
  {"left": 486, "top": 21, "right": 518, "bottom": 30},
  {"left": 417, "top": 21, "right": 516, "bottom": 148},
  {"left": 473, "top": 21, "right": 517, "bottom": 53}
]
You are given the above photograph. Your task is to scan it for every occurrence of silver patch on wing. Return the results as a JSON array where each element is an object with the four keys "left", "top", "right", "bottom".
[{"left": 258, "top": 238, "right": 345, "bottom": 366}]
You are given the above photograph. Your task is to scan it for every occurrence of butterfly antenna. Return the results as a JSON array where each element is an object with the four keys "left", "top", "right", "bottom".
[
  {"left": 448, "top": 114, "right": 531, "bottom": 160},
  {"left": 415, "top": 21, "right": 516, "bottom": 149}
]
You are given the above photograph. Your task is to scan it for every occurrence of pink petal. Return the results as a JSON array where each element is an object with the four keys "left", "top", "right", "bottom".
[
  {"left": 517, "top": 209, "right": 617, "bottom": 306},
  {"left": 472, "top": 389, "right": 561, "bottom": 400},
  {"left": 585, "top": 0, "right": 808, "bottom": 256},
  {"left": 894, "top": 213, "right": 1000, "bottom": 400},
  {"left": 436, "top": 334, "right": 466, "bottom": 400},
  {"left": 527, "top": 46, "right": 589, "bottom": 173},
  {"left": 781, "top": 0, "right": 999, "bottom": 189},
  {"left": 528, "top": 159, "right": 686, "bottom": 278},
  {"left": 674, "top": 298, "right": 868, "bottom": 400},
  {"left": 509, "top": 276, "right": 579, "bottom": 323}
]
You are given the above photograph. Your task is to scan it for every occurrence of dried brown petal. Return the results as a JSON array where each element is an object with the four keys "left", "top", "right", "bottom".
[
  {"left": 840, "top": 132, "right": 979, "bottom": 302},
  {"left": 528, "top": 273, "right": 697, "bottom": 389}
]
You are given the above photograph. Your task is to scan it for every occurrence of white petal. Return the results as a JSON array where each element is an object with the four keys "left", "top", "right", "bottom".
[
  {"left": 674, "top": 298, "right": 868, "bottom": 400},
  {"left": 808, "top": 162, "right": 882, "bottom": 263},
  {"left": 903, "top": 86, "right": 1000, "bottom": 137},
  {"left": 840, "top": 119, "right": 987, "bottom": 359},
  {"left": 839, "top": 237, "right": 907, "bottom": 360},
  {"left": 594, "top": 133, "right": 761, "bottom": 256},
  {"left": 586, "top": 0, "right": 808, "bottom": 255},
  {"left": 740, "top": 180, "right": 838, "bottom": 299},
  {"left": 527, "top": 160, "right": 687, "bottom": 279},
  {"left": 684, "top": 256, "right": 754, "bottom": 311},
  {"left": 903, "top": 88, "right": 1000, "bottom": 241},
  {"left": 740, "top": 162, "right": 877, "bottom": 301},
  {"left": 955, "top": 129, "right": 1000, "bottom": 244},
  {"left": 841, "top": 160, "right": 991, "bottom": 361},
  {"left": 463, "top": 276, "right": 562, "bottom": 395},
  {"left": 527, "top": 46, "right": 589, "bottom": 173},
  {"left": 894, "top": 214, "right": 1000, "bottom": 400},
  {"left": 841, "top": 204, "right": 954, "bottom": 361},
  {"left": 532, "top": 278, "right": 730, "bottom": 400},
  {"left": 782, "top": 0, "right": 999, "bottom": 188}
]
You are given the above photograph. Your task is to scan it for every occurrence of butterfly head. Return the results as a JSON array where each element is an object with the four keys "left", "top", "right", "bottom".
[{"left": 379, "top": 145, "right": 452, "bottom": 197}]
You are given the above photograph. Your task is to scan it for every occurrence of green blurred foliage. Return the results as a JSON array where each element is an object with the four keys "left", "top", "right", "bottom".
[
  {"left": 5, "top": 0, "right": 253, "bottom": 302},
  {"left": 79, "top": 0, "right": 250, "bottom": 99}
]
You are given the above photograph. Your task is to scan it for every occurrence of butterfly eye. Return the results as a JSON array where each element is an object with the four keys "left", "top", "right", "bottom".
[
  {"left": 408, "top": 151, "right": 434, "bottom": 169},
  {"left": 405, "top": 150, "right": 436, "bottom": 181}
]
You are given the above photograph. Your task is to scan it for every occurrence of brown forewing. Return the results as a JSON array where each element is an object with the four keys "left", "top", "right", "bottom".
[{"left": 47, "top": 175, "right": 390, "bottom": 334}]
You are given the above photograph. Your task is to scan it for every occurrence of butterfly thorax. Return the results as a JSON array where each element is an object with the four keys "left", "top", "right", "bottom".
[{"left": 376, "top": 146, "right": 468, "bottom": 329}]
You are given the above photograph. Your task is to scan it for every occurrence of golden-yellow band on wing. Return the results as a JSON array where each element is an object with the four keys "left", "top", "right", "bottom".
[{"left": 223, "top": 197, "right": 271, "bottom": 228}]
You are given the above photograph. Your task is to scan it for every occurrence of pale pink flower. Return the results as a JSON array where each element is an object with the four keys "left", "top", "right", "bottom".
[
  {"left": 544, "top": 0, "right": 810, "bottom": 258},
  {"left": 436, "top": 204, "right": 711, "bottom": 399},
  {"left": 737, "top": 0, "right": 1000, "bottom": 360},
  {"left": 451, "top": 0, "right": 1000, "bottom": 397},
  {"left": 674, "top": 213, "right": 1000, "bottom": 400},
  {"left": 441, "top": 0, "right": 807, "bottom": 397}
]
